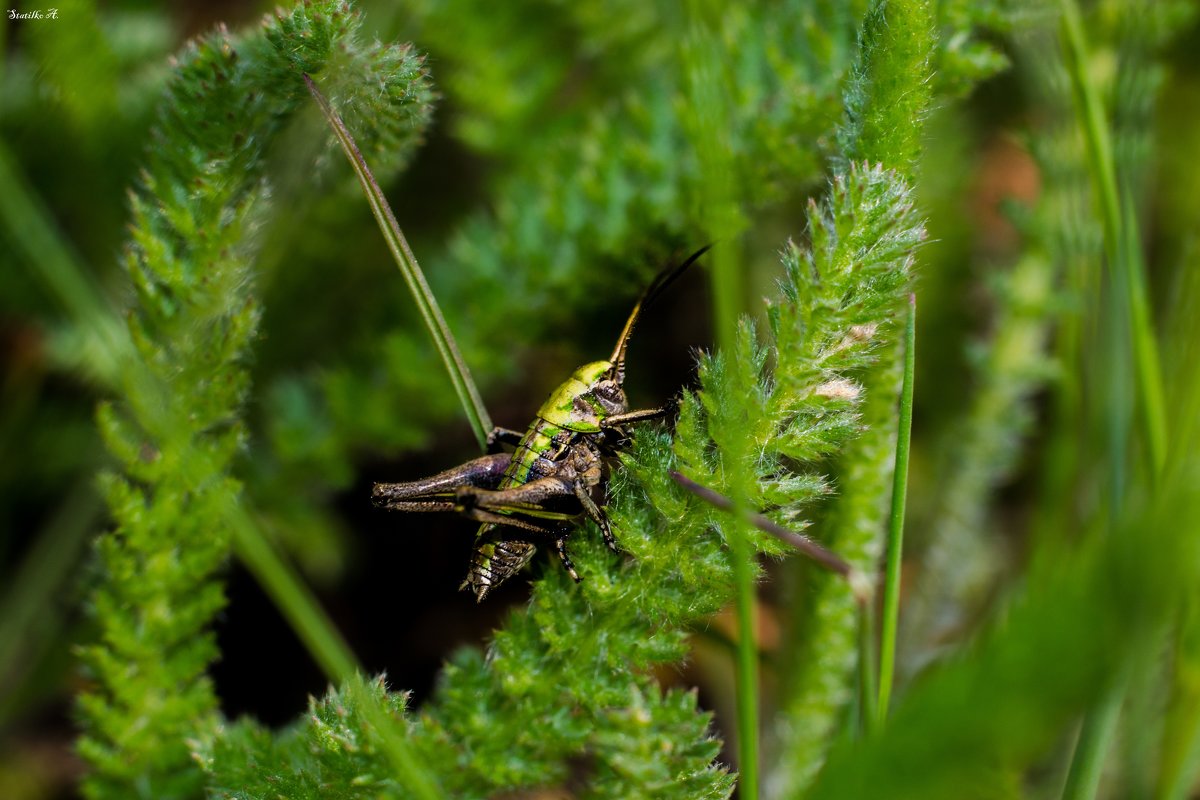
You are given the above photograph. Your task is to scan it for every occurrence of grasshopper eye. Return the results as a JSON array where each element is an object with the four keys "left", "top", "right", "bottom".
[{"left": 593, "top": 381, "right": 627, "bottom": 416}]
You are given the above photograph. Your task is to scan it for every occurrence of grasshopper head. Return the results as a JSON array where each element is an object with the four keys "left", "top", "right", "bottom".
[{"left": 541, "top": 246, "right": 710, "bottom": 433}]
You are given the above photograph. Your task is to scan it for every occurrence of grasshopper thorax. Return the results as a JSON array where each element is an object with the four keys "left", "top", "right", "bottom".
[{"left": 537, "top": 360, "right": 627, "bottom": 433}]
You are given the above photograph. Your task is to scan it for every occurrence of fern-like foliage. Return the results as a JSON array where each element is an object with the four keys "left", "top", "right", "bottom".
[
  {"left": 241, "top": 0, "right": 863, "bottom": 589},
  {"left": 68, "top": 0, "right": 1023, "bottom": 795},
  {"left": 197, "top": 161, "right": 922, "bottom": 799},
  {"left": 76, "top": 4, "right": 433, "bottom": 797},
  {"left": 197, "top": 675, "right": 416, "bottom": 799},
  {"left": 678, "top": 165, "right": 921, "bottom": 546},
  {"left": 934, "top": 0, "right": 1017, "bottom": 97},
  {"left": 247, "top": 0, "right": 1008, "bottom": 588}
]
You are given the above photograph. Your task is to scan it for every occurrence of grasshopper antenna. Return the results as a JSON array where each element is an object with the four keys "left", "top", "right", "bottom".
[{"left": 610, "top": 244, "right": 712, "bottom": 383}]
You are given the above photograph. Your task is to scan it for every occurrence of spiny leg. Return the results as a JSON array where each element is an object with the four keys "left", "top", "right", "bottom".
[
  {"left": 553, "top": 537, "right": 581, "bottom": 582},
  {"left": 601, "top": 399, "right": 677, "bottom": 428},
  {"left": 457, "top": 507, "right": 565, "bottom": 537},
  {"left": 455, "top": 476, "right": 579, "bottom": 520},
  {"left": 573, "top": 482, "right": 617, "bottom": 551},
  {"left": 668, "top": 470, "right": 856, "bottom": 582},
  {"left": 373, "top": 499, "right": 457, "bottom": 513}
]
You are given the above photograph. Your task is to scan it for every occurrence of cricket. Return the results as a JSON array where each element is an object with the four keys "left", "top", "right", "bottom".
[{"left": 372, "top": 246, "right": 711, "bottom": 601}]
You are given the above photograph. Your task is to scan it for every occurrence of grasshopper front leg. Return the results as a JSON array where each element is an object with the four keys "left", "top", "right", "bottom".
[
  {"left": 573, "top": 482, "right": 618, "bottom": 552},
  {"left": 372, "top": 452, "right": 512, "bottom": 511},
  {"left": 602, "top": 396, "right": 678, "bottom": 429},
  {"left": 602, "top": 407, "right": 671, "bottom": 427}
]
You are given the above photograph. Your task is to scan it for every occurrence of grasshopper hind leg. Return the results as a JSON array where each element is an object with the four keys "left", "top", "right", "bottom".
[{"left": 372, "top": 453, "right": 512, "bottom": 509}]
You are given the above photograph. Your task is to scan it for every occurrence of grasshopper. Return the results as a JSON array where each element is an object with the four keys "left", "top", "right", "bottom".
[{"left": 372, "top": 247, "right": 710, "bottom": 601}]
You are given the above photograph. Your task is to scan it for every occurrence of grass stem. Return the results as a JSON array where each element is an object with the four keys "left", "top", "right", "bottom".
[
  {"left": 1120, "top": 195, "right": 1167, "bottom": 478},
  {"left": 0, "top": 142, "right": 125, "bottom": 385},
  {"left": 0, "top": 482, "right": 101, "bottom": 723},
  {"left": 227, "top": 508, "right": 358, "bottom": 682},
  {"left": 228, "top": 505, "right": 442, "bottom": 800},
  {"left": 876, "top": 293, "right": 916, "bottom": 725},
  {"left": 304, "top": 74, "right": 493, "bottom": 451},
  {"left": 1058, "top": 2, "right": 1168, "bottom": 794},
  {"left": 859, "top": 597, "right": 880, "bottom": 736},
  {"left": 1062, "top": 685, "right": 1124, "bottom": 800},
  {"left": 1059, "top": 0, "right": 1166, "bottom": 482}
]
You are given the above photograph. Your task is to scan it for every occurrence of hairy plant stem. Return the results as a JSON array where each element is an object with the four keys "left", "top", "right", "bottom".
[
  {"left": 682, "top": 2, "right": 759, "bottom": 794},
  {"left": 669, "top": 471, "right": 857, "bottom": 581}
]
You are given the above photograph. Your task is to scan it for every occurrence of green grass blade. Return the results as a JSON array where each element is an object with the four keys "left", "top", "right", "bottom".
[
  {"left": 304, "top": 73, "right": 493, "bottom": 451},
  {"left": 0, "top": 482, "right": 101, "bottom": 724},
  {"left": 1158, "top": 606, "right": 1200, "bottom": 800},
  {"left": 0, "top": 141, "right": 124, "bottom": 385},
  {"left": 1155, "top": 265, "right": 1200, "bottom": 800},
  {"left": 1058, "top": 1, "right": 1171, "bottom": 794},
  {"left": 226, "top": 507, "right": 358, "bottom": 682},
  {"left": 877, "top": 293, "right": 916, "bottom": 725},
  {"left": 859, "top": 597, "right": 880, "bottom": 736},
  {"left": 1120, "top": 194, "right": 1167, "bottom": 477},
  {"left": 348, "top": 681, "right": 444, "bottom": 800},
  {"left": 1062, "top": 686, "right": 1124, "bottom": 800},
  {"left": 227, "top": 504, "right": 442, "bottom": 799},
  {"left": 1059, "top": 0, "right": 1166, "bottom": 481}
]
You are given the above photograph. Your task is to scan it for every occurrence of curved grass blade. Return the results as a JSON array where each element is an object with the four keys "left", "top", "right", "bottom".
[
  {"left": 304, "top": 73, "right": 493, "bottom": 450},
  {"left": 877, "top": 293, "right": 917, "bottom": 726},
  {"left": 1058, "top": 0, "right": 1165, "bottom": 481}
]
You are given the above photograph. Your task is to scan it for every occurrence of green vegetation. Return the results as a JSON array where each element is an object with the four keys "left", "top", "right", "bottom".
[{"left": 1, "top": 0, "right": 1198, "bottom": 798}]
